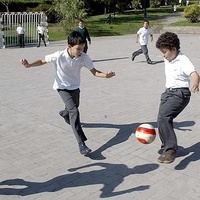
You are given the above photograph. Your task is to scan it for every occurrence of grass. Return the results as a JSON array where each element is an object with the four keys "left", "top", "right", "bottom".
[{"left": 47, "top": 6, "right": 199, "bottom": 41}]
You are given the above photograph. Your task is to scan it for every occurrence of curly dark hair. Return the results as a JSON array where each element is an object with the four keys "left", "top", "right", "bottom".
[{"left": 156, "top": 32, "right": 180, "bottom": 50}]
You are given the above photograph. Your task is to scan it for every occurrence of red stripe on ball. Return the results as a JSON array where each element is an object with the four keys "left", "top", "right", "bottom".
[{"left": 136, "top": 127, "right": 156, "bottom": 135}]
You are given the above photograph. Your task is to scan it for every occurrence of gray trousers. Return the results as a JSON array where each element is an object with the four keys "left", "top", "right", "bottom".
[
  {"left": 132, "top": 45, "right": 150, "bottom": 61},
  {"left": 157, "top": 88, "right": 191, "bottom": 152},
  {"left": 58, "top": 88, "right": 87, "bottom": 144}
]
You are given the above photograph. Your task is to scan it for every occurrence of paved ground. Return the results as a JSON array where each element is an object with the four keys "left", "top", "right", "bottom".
[{"left": 0, "top": 33, "right": 200, "bottom": 200}]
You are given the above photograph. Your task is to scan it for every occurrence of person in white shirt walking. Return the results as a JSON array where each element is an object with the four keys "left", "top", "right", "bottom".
[
  {"left": 131, "top": 20, "right": 154, "bottom": 64},
  {"left": 16, "top": 23, "right": 25, "bottom": 48},
  {"left": 37, "top": 23, "right": 46, "bottom": 47}
]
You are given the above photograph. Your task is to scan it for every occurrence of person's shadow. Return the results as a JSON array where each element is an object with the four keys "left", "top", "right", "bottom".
[
  {"left": 83, "top": 121, "right": 157, "bottom": 160},
  {"left": 82, "top": 120, "right": 195, "bottom": 160},
  {"left": 0, "top": 162, "right": 159, "bottom": 198},
  {"left": 175, "top": 142, "right": 200, "bottom": 170}
]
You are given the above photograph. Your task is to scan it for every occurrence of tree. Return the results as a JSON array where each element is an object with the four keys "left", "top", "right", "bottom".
[
  {"left": 0, "top": 0, "right": 46, "bottom": 12},
  {"left": 184, "top": 4, "right": 200, "bottom": 22},
  {"left": 53, "top": 0, "right": 86, "bottom": 32},
  {"left": 0, "top": 0, "right": 15, "bottom": 12}
]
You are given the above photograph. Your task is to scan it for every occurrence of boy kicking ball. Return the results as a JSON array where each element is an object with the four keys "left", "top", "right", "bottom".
[
  {"left": 156, "top": 32, "right": 199, "bottom": 164},
  {"left": 20, "top": 31, "right": 115, "bottom": 156}
]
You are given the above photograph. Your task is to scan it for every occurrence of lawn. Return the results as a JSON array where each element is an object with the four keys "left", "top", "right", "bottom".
[{"left": 47, "top": 6, "right": 199, "bottom": 41}]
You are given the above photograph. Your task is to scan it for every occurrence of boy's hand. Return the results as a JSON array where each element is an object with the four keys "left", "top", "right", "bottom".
[
  {"left": 106, "top": 71, "right": 115, "bottom": 78},
  {"left": 20, "top": 59, "right": 30, "bottom": 68},
  {"left": 191, "top": 84, "right": 199, "bottom": 93}
]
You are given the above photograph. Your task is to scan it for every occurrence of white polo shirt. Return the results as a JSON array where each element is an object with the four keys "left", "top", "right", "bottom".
[
  {"left": 17, "top": 26, "right": 25, "bottom": 35},
  {"left": 137, "top": 27, "right": 152, "bottom": 45},
  {"left": 37, "top": 25, "right": 45, "bottom": 35},
  {"left": 164, "top": 51, "right": 195, "bottom": 88},
  {"left": 45, "top": 49, "right": 94, "bottom": 90}
]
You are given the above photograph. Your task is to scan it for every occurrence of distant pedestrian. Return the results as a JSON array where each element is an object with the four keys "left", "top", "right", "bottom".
[
  {"left": 16, "top": 23, "right": 25, "bottom": 48},
  {"left": 106, "top": 14, "right": 112, "bottom": 24},
  {"left": 75, "top": 19, "right": 91, "bottom": 53},
  {"left": 131, "top": 20, "right": 154, "bottom": 64},
  {"left": 173, "top": 4, "right": 177, "bottom": 12},
  {"left": 156, "top": 32, "right": 199, "bottom": 164},
  {"left": 37, "top": 23, "right": 47, "bottom": 47}
]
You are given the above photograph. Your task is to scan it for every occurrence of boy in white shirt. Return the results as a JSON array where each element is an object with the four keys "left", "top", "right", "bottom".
[
  {"left": 16, "top": 23, "right": 25, "bottom": 48},
  {"left": 131, "top": 20, "right": 154, "bottom": 64},
  {"left": 156, "top": 32, "right": 199, "bottom": 163},
  {"left": 20, "top": 31, "right": 115, "bottom": 156},
  {"left": 37, "top": 23, "right": 46, "bottom": 47}
]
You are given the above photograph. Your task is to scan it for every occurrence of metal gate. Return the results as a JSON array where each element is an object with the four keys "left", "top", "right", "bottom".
[{"left": 0, "top": 12, "right": 49, "bottom": 48}]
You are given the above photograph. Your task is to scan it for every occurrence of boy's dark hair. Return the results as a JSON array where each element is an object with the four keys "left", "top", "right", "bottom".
[
  {"left": 156, "top": 32, "right": 180, "bottom": 50},
  {"left": 144, "top": 19, "right": 149, "bottom": 24},
  {"left": 78, "top": 19, "right": 84, "bottom": 23},
  {"left": 68, "top": 31, "right": 86, "bottom": 46}
]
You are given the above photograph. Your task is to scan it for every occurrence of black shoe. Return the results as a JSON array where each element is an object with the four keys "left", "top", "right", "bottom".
[
  {"left": 131, "top": 53, "right": 136, "bottom": 61},
  {"left": 37, "top": 46, "right": 40, "bottom": 47},
  {"left": 79, "top": 143, "right": 92, "bottom": 156},
  {"left": 147, "top": 60, "right": 155, "bottom": 64}
]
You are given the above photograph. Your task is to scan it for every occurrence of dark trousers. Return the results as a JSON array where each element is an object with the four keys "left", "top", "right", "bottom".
[
  {"left": 38, "top": 33, "right": 46, "bottom": 47},
  {"left": 132, "top": 45, "right": 150, "bottom": 62},
  {"left": 157, "top": 88, "right": 191, "bottom": 152},
  {"left": 58, "top": 88, "right": 87, "bottom": 144},
  {"left": 83, "top": 41, "right": 88, "bottom": 53},
  {"left": 18, "top": 34, "right": 25, "bottom": 47}
]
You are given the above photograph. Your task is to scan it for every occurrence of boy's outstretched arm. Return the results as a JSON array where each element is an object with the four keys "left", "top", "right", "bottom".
[
  {"left": 190, "top": 71, "right": 200, "bottom": 93},
  {"left": 20, "top": 59, "right": 46, "bottom": 68},
  {"left": 90, "top": 68, "right": 115, "bottom": 78}
]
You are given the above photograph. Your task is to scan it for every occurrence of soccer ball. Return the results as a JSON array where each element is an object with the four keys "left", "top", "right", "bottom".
[{"left": 135, "top": 124, "right": 156, "bottom": 144}]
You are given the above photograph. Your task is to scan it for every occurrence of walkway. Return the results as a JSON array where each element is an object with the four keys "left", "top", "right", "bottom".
[{"left": 0, "top": 33, "right": 200, "bottom": 200}]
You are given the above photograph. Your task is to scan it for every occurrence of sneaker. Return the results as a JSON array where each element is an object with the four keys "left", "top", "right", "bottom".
[
  {"left": 131, "top": 53, "right": 136, "bottom": 61},
  {"left": 79, "top": 143, "right": 92, "bottom": 156},
  {"left": 158, "top": 150, "right": 176, "bottom": 164},
  {"left": 147, "top": 60, "right": 156, "bottom": 64}
]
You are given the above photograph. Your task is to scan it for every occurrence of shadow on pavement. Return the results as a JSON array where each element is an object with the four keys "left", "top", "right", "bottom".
[
  {"left": 92, "top": 56, "right": 129, "bottom": 62},
  {"left": 175, "top": 142, "right": 200, "bottom": 170},
  {"left": 0, "top": 163, "right": 159, "bottom": 198},
  {"left": 83, "top": 120, "right": 195, "bottom": 160}
]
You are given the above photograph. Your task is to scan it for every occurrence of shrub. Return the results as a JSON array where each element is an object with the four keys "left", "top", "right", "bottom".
[{"left": 184, "top": 4, "right": 200, "bottom": 22}]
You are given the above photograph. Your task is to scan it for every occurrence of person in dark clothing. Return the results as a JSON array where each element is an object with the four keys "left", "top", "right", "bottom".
[{"left": 75, "top": 19, "right": 91, "bottom": 53}]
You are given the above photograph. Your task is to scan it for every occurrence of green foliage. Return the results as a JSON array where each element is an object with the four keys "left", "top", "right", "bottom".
[
  {"left": 53, "top": 0, "right": 87, "bottom": 31},
  {"left": 184, "top": 4, "right": 200, "bottom": 22},
  {"left": 150, "top": 0, "right": 160, "bottom": 8},
  {"left": 26, "top": 2, "right": 51, "bottom": 12},
  {"left": 131, "top": 0, "right": 140, "bottom": 9}
]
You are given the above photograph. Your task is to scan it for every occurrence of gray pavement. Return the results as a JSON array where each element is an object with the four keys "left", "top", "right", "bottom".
[{"left": 0, "top": 33, "right": 200, "bottom": 200}]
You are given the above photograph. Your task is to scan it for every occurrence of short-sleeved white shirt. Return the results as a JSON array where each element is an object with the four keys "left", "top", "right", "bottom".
[
  {"left": 37, "top": 25, "right": 45, "bottom": 34},
  {"left": 137, "top": 27, "right": 152, "bottom": 45},
  {"left": 45, "top": 49, "right": 94, "bottom": 90},
  {"left": 17, "top": 26, "right": 25, "bottom": 34},
  {"left": 164, "top": 51, "right": 195, "bottom": 88}
]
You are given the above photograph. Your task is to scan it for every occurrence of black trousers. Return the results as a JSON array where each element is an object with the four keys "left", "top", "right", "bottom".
[
  {"left": 38, "top": 33, "right": 46, "bottom": 47},
  {"left": 58, "top": 88, "right": 87, "bottom": 144},
  {"left": 18, "top": 34, "right": 25, "bottom": 47},
  {"left": 157, "top": 88, "right": 191, "bottom": 152},
  {"left": 83, "top": 41, "right": 88, "bottom": 53}
]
